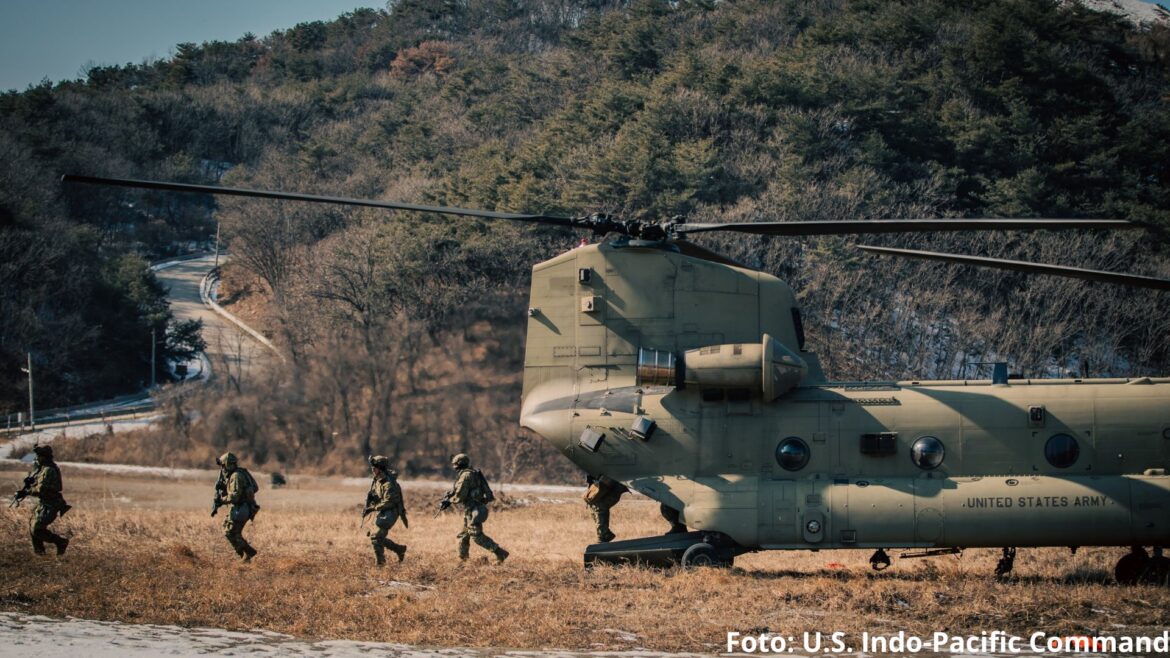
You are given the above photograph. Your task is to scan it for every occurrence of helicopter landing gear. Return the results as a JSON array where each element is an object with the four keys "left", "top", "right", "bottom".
[
  {"left": 1113, "top": 546, "right": 1170, "bottom": 585},
  {"left": 1114, "top": 546, "right": 1149, "bottom": 585},
  {"left": 869, "top": 549, "right": 891, "bottom": 571},
  {"left": 994, "top": 547, "right": 1017, "bottom": 577},
  {"left": 1146, "top": 548, "right": 1170, "bottom": 586},
  {"left": 681, "top": 541, "right": 734, "bottom": 568},
  {"left": 583, "top": 531, "right": 745, "bottom": 568}
]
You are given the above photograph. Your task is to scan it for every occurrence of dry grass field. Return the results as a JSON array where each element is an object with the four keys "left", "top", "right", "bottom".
[{"left": 1, "top": 463, "right": 1168, "bottom": 653}]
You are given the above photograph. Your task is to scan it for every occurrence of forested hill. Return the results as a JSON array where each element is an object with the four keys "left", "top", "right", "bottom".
[{"left": 3, "top": 0, "right": 1170, "bottom": 475}]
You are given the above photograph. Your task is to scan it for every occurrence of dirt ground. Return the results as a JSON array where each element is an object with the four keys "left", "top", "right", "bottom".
[{"left": 1, "top": 463, "right": 1168, "bottom": 653}]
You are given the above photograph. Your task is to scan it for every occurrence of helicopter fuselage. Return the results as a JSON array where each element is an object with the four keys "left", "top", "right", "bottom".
[{"left": 520, "top": 241, "right": 1170, "bottom": 553}]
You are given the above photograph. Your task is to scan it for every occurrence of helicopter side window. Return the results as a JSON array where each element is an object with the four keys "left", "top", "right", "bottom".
[
  {"left": 910, "top": 436, "right": 945, "bottom": 470},
  {"left": 1044, "top": 433, "right": 1080, "bottom": 468},
  {"left": 775, "top": 437, "right": 810, "bottom": 471}
]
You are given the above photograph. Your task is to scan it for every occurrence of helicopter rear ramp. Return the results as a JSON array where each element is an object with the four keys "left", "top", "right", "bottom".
[{"left": 583, "top": 531, "right": 748, "bottom": 568}]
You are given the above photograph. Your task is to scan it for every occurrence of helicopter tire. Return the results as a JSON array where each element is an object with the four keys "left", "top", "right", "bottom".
[
  {"left": 1142, "top": 555, "right": 1170, "bottom": 586},
  {"left": 1114, "top": 547, "right": 1150, "bottom": 585},
  {"left": 681, "top": 542, "right": 733, "bottom": 568}
]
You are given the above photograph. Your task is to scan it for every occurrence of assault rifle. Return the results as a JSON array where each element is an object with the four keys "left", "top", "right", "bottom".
[
  {"left": 210, "top": 477, "right": 228, "bottom": 517},
  {"left": 360, "top": 490, "right": 377, "bottom": 528},
  {"left": 8, "top": 474, "right": 35, "bottom": 508}
]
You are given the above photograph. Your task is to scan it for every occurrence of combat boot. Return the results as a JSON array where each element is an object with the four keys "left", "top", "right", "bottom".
[
  {"left": 373, "top": 543, "right": 386, "bottom": 566},
  {"left": 494, "top": 547, "right": 509, "bottom": 563},
  {"left": 242, "top": 546, "right": 257, "bottom": 562},
  {"left": 55, "top": 537, "right": 69, "bottom": 556},
  {"left": 599, "top": 530, "right": 615, "bottom": 543},
  {"left": 393, "top": 544, "right": 407, "bottom": 563}
]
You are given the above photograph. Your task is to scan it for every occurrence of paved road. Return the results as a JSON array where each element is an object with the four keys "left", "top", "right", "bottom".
[{"left": 154, "top": 255, "right": 276, "bottom": 386}]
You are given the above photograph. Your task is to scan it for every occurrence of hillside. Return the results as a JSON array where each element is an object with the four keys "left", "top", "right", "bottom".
[{"left": 3, "top": 0, "right": 1170, "bottom": 478}]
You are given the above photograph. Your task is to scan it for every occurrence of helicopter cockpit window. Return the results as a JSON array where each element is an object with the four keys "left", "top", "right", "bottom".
[
  {"left": 1044, "top": 433, "right": 1080, "bottom": 468},
  {"left": 776, "top": 437, "right": 810, "bottom": 471},
  {"left": 791, "top": 308, "right": 806, "bottom": 351},
  {"left": 910, "top": 436, "right": 945, "bottom": 470}
]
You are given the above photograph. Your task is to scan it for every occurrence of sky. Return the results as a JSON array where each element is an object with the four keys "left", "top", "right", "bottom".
[
  {"left": 0, "top": 0, "right": 381, "bottom": 92},
  {"left": 2, "top": 0, "right": 1169, "bottom": 92}
]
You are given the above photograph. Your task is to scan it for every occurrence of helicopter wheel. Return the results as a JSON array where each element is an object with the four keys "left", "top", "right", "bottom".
[
  {"left": 681, "top": 542, "right": 733, "bottom": 568},
  {"left": 869, "top": 549, "right": 891, "bottom": 571},
  {"left": 1114, "top": 547, "right": 1150, "bottom": 585},
  {"left": 1142, "top": 555, "right": 1170, "bottom": 586}
]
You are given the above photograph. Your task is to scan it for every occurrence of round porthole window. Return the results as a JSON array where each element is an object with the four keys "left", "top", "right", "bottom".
[
  {"left": 775, "top": 437, "right": 810, "bottom": 471},
  {"left": 1045, "top": 433, "right": 1080, "bottom": 468},
  {"left": 911, "top": 436, "right": 945, "bottom": 470}
]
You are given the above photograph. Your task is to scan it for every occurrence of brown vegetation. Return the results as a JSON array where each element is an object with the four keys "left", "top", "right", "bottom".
[{"left": 1, "top": 467, "right": 1168, "bottom": 651}]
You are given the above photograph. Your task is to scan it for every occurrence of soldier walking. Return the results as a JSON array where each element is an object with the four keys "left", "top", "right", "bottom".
[
  {"left": 211, "top": 452, "right": 259, "bottom": 561},
  {"left": 439, "top": 453, "right": 508, "bottom": 563},
  {"left": 364, "top": 455, "right": 407, "bottom": 566},
  {"left": 12, "top": 445, "right": 70, "bottom": 555},
  {"left": 583, "top": 474, "right": 627, "bottom": 543}
]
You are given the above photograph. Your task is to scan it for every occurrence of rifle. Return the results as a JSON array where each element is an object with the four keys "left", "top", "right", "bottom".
[
  {"left": 9, "top": 473, "right": 35, "bottom": 509},
  {"left": 360, "top": 489, "right": 376, "bottom": 529},
  {"left": 435, "top": 495, "right": 452, "bottom": 517},
  {"left": 210, "top": 477, "right": 227, "bottom": 517}
]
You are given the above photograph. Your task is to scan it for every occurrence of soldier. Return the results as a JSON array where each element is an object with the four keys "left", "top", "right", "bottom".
[
  {"left": 11, "top": 445, "right": 70, "bottom": 555},
  {"left": 364, "top": 455, "right": 407, "bottom": 566},
  {"left": 211, "top": 452, "right": 259, "bottom": 561},
  {"left": 439, "top": 453, "right": 508, "bottom": 563},
  {"left": 583, "top": 474, "right": 627, "bottom": 543}
]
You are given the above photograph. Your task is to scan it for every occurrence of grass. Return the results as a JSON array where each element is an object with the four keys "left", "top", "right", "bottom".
[{"left": 1, "top": 465, "right": 1168, "bottom": 652}]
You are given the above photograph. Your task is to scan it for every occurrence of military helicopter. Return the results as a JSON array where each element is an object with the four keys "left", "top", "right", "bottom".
[{"left": 64, "top": 174, "right": 1170, "bottom": 582}]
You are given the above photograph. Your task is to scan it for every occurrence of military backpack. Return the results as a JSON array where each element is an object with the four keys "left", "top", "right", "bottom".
[{"left": 471, "top": 469, "right": 494, "bottom": 504}]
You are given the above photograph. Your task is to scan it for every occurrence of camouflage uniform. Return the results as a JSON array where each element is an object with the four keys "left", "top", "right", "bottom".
[
  {"left": 214, "top": 452, "right": 259, "bottom": 561},
  {"left": 583, "top": 475, "right": 627, "bottom": 543},
  {"left": 21, "top": 446, "right": 69, "bottom": 555},
  {"left": 365, "top": 456, "right": 407, "bottom": 565},
  {"left": 444, "top": 454, "right": 508, "bottom": 562}
]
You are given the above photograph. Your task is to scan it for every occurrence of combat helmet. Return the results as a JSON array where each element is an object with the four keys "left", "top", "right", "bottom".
[
  {"left": 451, "top": 453, "right": 470, "bottom": 469},
  {"left": 216, "top": 452, "right": 238, "bottom": 468},
  {"left": 32, "top": 444, "right": 53, "bottom": 461},
  {"left": 369, "top": 455, "right": 390, "bottom": 469}
]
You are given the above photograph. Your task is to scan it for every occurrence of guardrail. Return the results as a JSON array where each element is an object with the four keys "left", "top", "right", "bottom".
[{"left": 199, "top": 266, "right": 285, "bottom": 361}]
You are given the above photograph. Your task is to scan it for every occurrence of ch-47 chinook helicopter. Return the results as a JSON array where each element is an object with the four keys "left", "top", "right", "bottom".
[{"left": 65, "top": 174, "right": 1170, "bottom": 583}]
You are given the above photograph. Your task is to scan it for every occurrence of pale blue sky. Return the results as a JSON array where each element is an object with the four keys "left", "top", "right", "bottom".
[{"left": 0, "top": 1, "right": 381, "bottom": 92}]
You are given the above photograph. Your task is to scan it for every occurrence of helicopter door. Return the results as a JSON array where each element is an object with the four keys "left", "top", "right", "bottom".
[
  {"left": 913, "top": 476, "right": 945, "bottom": 546},
  {"left": 765, "top": 481, "right": 799, "bottom": 543}
]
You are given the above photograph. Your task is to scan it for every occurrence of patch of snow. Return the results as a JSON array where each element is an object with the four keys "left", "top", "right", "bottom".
[
  {"left": 0, "top": 613, "right": 714, "bottom": 658},
  {"left": 0, "top": 459, "right": 215, "bottom": 481},
  {"left": 0, "top": 415, "right": 162, "bottom": 459}
]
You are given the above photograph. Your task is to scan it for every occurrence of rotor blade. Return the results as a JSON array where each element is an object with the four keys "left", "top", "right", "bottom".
[
  {"left": 62, "top": 174, "right": 577, "bottom": 227},
  {"left": 858, "top": 245, "right": 1170, "bottom": 291},
  {"left": 672, "top": 240, "right": 748, "bottom": 268},
  {"left": 676, "top": 219, "right": 1137, "bottom": 236}
]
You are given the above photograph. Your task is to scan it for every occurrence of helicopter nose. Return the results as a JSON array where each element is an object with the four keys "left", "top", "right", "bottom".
[{"left": 519, "top": 381, "right": 575, "bottom": 452}]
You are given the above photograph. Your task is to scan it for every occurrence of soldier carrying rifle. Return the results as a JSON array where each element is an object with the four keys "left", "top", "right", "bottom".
[
  {"left": 211, "top": 452, "right": 259, "bottom": 561},
  {"left": 11, "top": 445, "right": 70, "bottom": 556},
  {"left": 438, "top": 453, "right": 508, "bottom": 563},
  {"left": 363, "top": 455, "right": 407, "bottom": 566}
]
